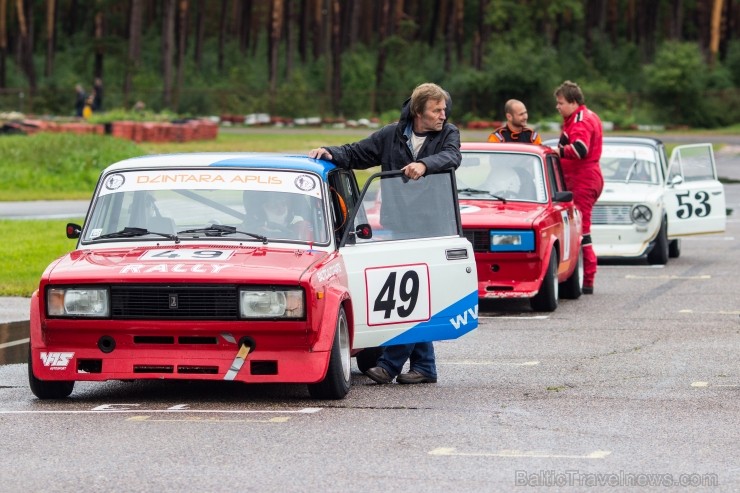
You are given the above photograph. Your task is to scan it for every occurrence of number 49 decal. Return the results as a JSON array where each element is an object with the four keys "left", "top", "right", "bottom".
[{"left": 365, "top": 264, "right": 431, "bottom": 326}]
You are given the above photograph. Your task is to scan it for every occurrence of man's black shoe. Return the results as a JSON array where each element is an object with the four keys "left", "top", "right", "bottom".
[
  {"left": 365, "top": 366, "right": 393, "bottom": 384},
  {"left": 396, "top": 370, "right": 437, "bottom": 384},
  {"left": 583, "top": 285, "right": 594, "bottom": 295}
]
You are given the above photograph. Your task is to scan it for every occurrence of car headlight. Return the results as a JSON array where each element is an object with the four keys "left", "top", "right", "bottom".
[
  {"left": 239, "top": 288, "right": 305, "bottom": 318},
  {"left": 489, "top": 230, "right": 535, "bottom": 252},
  {"left": 47, "top": 287, "right": 110, "bottom": 317},
  {"left": 631, "top": 204, "right": 653, "bottom": 224}
]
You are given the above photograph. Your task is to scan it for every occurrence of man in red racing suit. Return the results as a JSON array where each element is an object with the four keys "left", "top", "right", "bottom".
[{"left": 554, "top": 80, "right": 604, "bottom": 294}]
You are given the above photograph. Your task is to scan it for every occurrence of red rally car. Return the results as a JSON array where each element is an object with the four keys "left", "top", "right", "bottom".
[
  {"left": 457, "top": 143, "right": 584, "bottom": 311},
  {"left": 29, "top": 153, "right": 479, "bottom": 400}
]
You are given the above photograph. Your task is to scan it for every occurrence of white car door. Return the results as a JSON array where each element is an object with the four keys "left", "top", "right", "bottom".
[
  {"left": 339, "top": 170, "right": 479, "bottom": 349},
  {"left": 666, "top": 143, "right": 726, "bottom": 237}
]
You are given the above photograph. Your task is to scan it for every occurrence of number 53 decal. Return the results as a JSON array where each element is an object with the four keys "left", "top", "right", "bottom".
[{"left": 365, "top": 264, "right": 431, "bottom": 326}]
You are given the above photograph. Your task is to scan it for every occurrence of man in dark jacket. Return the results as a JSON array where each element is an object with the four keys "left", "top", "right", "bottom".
[{"left": 308, "top": 82, "right": 461, "bottom": 385}]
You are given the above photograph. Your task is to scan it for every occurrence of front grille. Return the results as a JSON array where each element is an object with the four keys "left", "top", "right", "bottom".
[
  {"left": 111, "top": 285, "right": 239, "bottom": 320},
  {"left": 592, "top": 205, "right": 633, "bottom": 225},
  {"left": 463, "top": 229, "right": 490, "bottom": 252}
]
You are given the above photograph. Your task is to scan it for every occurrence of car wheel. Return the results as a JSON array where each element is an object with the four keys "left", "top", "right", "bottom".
[
  {"left": 647, "top": 218, "right": 669, "bottom": 265},
  {"left": 531, "top": 249, "right": 558, "bottom": 312},
  {"left": 308, "top": 306, "right": 351, "bottom": 399},
  {"left": 669, "top": 238, "right": 681, "bottom": 258},
  {"left": 355, "top": 347, "right": 384, "bottom": 374},
  {"left": 559, "top": 246, "right": 583, "bottom": 299},
  {"left": 27, "top": 346, "right": 74, "bottom": 399}
]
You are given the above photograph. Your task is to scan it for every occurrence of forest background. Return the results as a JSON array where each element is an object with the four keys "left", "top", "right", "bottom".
[{"left": 2, "top": 0, "right": 740, "bottom": 129}]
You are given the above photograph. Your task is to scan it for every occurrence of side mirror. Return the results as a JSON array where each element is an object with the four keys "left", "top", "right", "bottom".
[
  {"left": 669, "top": 175, "right": 684, "bottom": 186},
  {"left": 553, "top": 191, "right": 573, "bottom": 202},
  {"left": 355, "top": 223, "right": 373, "bottom": 240},
  {"left": 66, "top": 223, "right": 82, "bottom": 239}
]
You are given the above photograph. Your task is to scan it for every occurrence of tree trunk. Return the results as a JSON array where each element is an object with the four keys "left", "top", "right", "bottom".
[
  {"left": 124, "top": 0, "right": 142, "bottom": 106},
  {"left": 162, "top": 0, "right": 176, "bottom": 108},
  {"left": 174, "top": 0, "right": 188, "bottom": 109},
  {"left": 284, "top": 0, "right": 293, "bottom": 79},
  {"left": 330, "top": 0, "right": 341, "bottom": 115},
  {"left": 45, "top": 0, "right": 55, "bottom": 78},
  {"left": 218, "top": 0, "right": 227, "bottom": 72},
  {"left": 0, "top": 0, "right": 6, "bottom": 87},
  {"left": 193, "top": 0, "right": 204, "bottom": 68},
  {"left": 472, "top": 0, "right": 488, "bottom": 70},
  {"left": 709, "top": 0, "right": 725, "bottom": 65},
  {"left": 443, "top": 0, "right": 454, "bottom": 73},
  {"left": 373, "top": 0, "right": 389, "bottom": 114},
  {"left": 94, "top": 8, "right": 104, "bottom": 78},
  {"left": 268, "top": 0, "right": 283, "bottom": 94},
  {"left": 298, "top": 0, "right": 308, "bottom": 63},
  {"left": 16, "top": 0, "right": 36, "bottom": 90}
]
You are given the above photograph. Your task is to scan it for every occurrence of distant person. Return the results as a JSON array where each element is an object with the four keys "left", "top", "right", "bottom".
[
  {"left": 554, "top": 80, "right": 604, "bottom": 295},
  {"left": 82, "top": 95, "right": 94, "bottom": 119},
  {"left": 488, "top": 99, "right": 541, "bottom": 144},
  {"left": 74, "top": 84, "right": 86, "bottom": 117},
  {"left": 92, "top": 77, "right": 104, "bottom": 112}
]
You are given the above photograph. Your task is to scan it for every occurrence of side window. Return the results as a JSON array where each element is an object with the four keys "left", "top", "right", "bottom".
[
  {"left": 328, "top": 170, "right": 360, "bottom": 240},
  {"left": 547, "top": 155, "right": 565, "bottom": 194}
]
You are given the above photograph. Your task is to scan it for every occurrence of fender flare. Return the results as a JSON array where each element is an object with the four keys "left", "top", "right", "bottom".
[{"left": 312, "top": 286, "right": 352, "bottom": 352}]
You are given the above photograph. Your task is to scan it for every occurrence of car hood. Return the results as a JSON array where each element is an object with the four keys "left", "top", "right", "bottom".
[
  {"left": 459, "top": 199, "right": 546, "bottom": 228},
  {"left": 44, "top": 244, "right": 329, "bottom": 284},
  {"left": 598, "top": 181, "right": 664, "bottom": 204}
]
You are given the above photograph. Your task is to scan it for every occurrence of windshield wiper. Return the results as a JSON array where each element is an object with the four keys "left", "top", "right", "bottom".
[
  {"left": 92, "top": 227, "right": 179, "bottom": 243},
  {"left": 177, "top": 224, "right": 268, "bottom": 244},
  {"left": 457, "top": 188, "right": 507, "bottom": 203}
]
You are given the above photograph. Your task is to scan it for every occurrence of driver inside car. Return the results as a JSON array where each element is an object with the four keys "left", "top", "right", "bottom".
[{"left": 244, "top": 191, "right": 313, "bottom": 240}]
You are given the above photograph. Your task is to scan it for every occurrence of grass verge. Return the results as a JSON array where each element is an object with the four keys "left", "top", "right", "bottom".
[{"left": 1, "top": 219, "right": 82, "bottom": 297}]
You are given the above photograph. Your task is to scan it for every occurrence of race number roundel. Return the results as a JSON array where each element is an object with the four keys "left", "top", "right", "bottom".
[{"left": 365, "top": 263, "right": 431, "bottom": 326}]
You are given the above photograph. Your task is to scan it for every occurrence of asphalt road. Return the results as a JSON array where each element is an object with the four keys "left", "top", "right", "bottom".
[
  {"left": 0, "top": 134, "right": 738, "bottom": 492},
  {"left": 0, "top": 195, "right": 738, "bottom": 490}
]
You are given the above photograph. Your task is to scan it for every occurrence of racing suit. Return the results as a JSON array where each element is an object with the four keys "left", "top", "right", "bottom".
[
  {"left": 320, "top": 97, "right": 461, "bottom": 381},
  {"left": 487, "top": 123, "right": 541, "bottom": 145},
  {"left": 558, "top": 105, "right": 604, "bottom": 288}
]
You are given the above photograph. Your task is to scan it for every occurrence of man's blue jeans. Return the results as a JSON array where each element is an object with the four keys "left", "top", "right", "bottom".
[{"left": 376, "top": 342, "right": 437, "bottom": 379}]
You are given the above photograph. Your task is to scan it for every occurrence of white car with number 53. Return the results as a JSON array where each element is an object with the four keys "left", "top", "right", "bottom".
[{"left": 546, "top": 136, "right": 726, "bottom": 264}]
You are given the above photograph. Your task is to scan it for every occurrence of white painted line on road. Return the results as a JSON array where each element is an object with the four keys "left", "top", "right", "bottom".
[
  {"left": 442, "top": 360, "right": 539, "bottom": 366},
  {"left": 679, "top": 309, "right": 740, "bottom": 315},
  {"left": 0, "top": 338, "right": 29, "bottom": 349},
  {"left": 691, "top": 381, "right": 738, "bottom": 388},
  {"left": 126, "top": 415, "right": 291, "bottom": 423},
  {"left": 479, "top": 315, "right": 549, "bottom": 320},
  {"left": 601, "top": 265, "right": 664, "bottom": 269},
  {"left": 429, "top": 447, "right": 611, "bottom": 459},
  {"left": 0, "top": 407, "right": 323, "bottom": 415},
  {"left": 625, "top": 274, "right": 711, "bottom": 280}
]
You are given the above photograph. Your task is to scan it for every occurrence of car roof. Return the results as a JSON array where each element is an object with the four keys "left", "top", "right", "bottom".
[
  {"left": 602, "top": 136, "right": 664, "bottom": 146},
  {"left": 101, "top": 153, "right": 337, "bottom": 179},
  {"left": 461, "top": 142, "right": 556, "bottom": 156}
]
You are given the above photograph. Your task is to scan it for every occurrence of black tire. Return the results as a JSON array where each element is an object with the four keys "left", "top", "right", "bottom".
[
  {"left": 27, "top": 346, "right": 74, "bottom": 399},
  {"left": 531, "top": 249, "right": 559, "bottom": 312},
  {"left": 669, "top": 238, "right": 681, "bottom": 259},
  {"left": 308, "top": 307, "right": 351, "bottom": 399},
  {"left": 355, "top": 347, "right": 383, "bottom": 374},
  {"left": 559, "top": 247, "right": 583, "bottom": 299},
  {"left": 647, "top": 218, "right": 669, "bottom": 265}
]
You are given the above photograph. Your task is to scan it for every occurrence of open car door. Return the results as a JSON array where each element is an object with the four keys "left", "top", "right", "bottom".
[
  {"left": 339, "top": 170, "right": 479, "bottom": 349},
  {"left": 666, "top": 143, "right": 726, "bottom": 237}
]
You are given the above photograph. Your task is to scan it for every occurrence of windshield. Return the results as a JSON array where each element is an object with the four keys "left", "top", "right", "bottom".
[
  {"left": 455, "top": 152, "right": 547, "bottom": 203},
  {"left": 82, "top": 168, "right": 329, "bottom": 244},
  {"left": 600, "top": 144, "right": 661, "bottom": 184}
]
